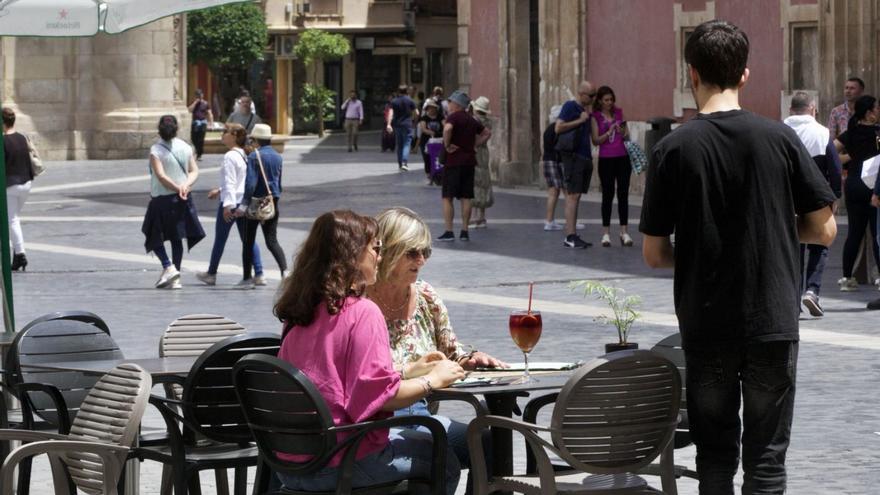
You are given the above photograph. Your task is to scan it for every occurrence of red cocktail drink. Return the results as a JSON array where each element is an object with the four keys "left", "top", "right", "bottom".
[{"left": 509, "top": 310, "right": 542, "bottom": 383}]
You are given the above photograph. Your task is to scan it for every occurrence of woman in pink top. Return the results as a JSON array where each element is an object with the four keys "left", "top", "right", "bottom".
[
  {"left": 590, "top": 85, "right": 634, "bottom": 247},
  {"left": 274, "top": 210, "right": 465, "bottom": 494}
]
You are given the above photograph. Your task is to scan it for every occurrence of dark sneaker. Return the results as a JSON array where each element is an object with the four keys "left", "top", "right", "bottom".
[
  {"left": 459, "top": 230, "right": 469, "bottom": 241},
  {"left": 868, "top": 298, "right": 880, "bottom": 310},
  {"left": 563, "top": 234, "right": 591, "bottom": 249},
  {"left": 802, "top": 290, "right": 823, "bottom": 317},
  {"left": 437, "top": 231, "right": 455, "bottom": 242}
]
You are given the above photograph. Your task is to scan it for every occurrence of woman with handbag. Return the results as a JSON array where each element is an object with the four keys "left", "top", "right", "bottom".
[
  {"left": 2, "top": 107, "right": 37, "bottom": 271},
  {"left": 141, "top": 115, "right": 205, "bottom": 288},
  {"left": 195, "top": 123, "right": 265, "bottom": 289},
  {"left": 590, "top": 85, "right": 634, "bottom": 247},
  {"left": 241, "top": 124, "right": 287, "bottom": 281}
]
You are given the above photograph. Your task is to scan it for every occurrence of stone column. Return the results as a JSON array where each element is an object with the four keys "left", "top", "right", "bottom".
[{"left": 1, "top": 16, "right": 189, "bottom": 160}]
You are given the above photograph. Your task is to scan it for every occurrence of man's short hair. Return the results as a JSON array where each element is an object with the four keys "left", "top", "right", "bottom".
[
  {"left": 684, "top": 20, "right": 750, "bottom": 90},
  {"left": 790, "top": 91, "right": 813, "bottom": 112},
  {"left": 847, "top": 77, "right": 865, "bottom": 90},
  {"left": 398, "top": 84, "right": 409, "bottom": 94},
  {"left": 1, "top": 107, "right": 15, "bottom": 128}
]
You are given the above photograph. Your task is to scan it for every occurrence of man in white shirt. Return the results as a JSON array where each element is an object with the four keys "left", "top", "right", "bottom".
[{"left": 341, "top": 90, "right": 364, "bottom": 152}]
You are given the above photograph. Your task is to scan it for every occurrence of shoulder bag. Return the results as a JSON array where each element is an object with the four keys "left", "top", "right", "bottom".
[
  {"left": 625, "top": 140, "right": 649, "bottom": 174},
  {"left": 555, "top": 123, "right": 581, "bottom": 154},
  {"left": 245, "top": 150, "right": 276, "bottom": 222},
  {"left": 25, "top": 135, "right": 45, "bottom": 177}
]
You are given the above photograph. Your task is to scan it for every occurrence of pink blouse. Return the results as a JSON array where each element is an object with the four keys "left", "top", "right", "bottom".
[
  {"left": 278, "top": 296, "right": 401, "bottom": 467},
  {"left": 593, "top": 108, "right": 627, "bottom": 158}
]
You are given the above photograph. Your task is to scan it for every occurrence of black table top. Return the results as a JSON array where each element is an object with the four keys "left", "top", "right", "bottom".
[{"left": 20, "top": 356, "right": 197, "bottom": 377}]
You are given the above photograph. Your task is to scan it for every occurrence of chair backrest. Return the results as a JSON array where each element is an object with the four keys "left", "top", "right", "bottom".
[
  {"left": 550, "top": 350, "right": 681, "bottom": 475},
  {"left": 181, "top": 332, "right": 281, "bottom": 444},
  {"left": 159, "top": 314, "right": 247, "bottom": 357},
  {"left": 650, "top": 333, "right": 691, "bottom": 448},
  {"left": 66, "top": 363, "right": 151, "bottom": 495},
  {"left": 232, "top": 354, "right": 338, "bottom": 476},
  {"left": 12, "top": 319, "right": 124, "bottom": 428}
]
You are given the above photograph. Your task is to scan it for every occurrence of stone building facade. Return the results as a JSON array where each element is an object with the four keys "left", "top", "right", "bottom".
[{"left": 1, "top": 16, "right": 188, "bottom": 160}]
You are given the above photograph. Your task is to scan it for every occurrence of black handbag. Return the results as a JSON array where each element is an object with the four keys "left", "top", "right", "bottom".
[{"left": 555, "top": 125, "right": 581, "bottom": 153}]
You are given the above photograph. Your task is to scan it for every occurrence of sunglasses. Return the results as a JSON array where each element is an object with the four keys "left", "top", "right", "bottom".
[
  {"left": 404, "top": 247, "right": 432, "bottom": 260},
  {"left": 579, "top": 91, "right": 597, "bottom": 98}
]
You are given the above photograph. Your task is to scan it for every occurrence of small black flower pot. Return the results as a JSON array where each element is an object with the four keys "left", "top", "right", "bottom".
[{"left": 604, "top": 342, "right": 639, "bottom": 354}]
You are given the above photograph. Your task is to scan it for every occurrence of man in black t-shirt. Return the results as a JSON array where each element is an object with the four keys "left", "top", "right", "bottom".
[
  {"left": 385, "top": 84, "right": 418, "bottom": 171},
  {"left": 640, "top": 20, "right": 836, "bottom": 494}
]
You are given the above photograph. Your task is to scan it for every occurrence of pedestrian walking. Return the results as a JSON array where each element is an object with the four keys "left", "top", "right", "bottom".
[
  {"left": 241, "top": 124, "right": 287, "bottom": 282},
  {"left": 833, "top": 95, "right": 880, "bottom": 292},
  {"left": 469, "top": 96, "right": 493, "bottom": 228},
  {"left": 436, "top": 91, "right": 491, "bottom": 242},
  {"left": 828, "top": 76, "right": 864, "bottom": 139},
  {"left": 591, "top": 86, "right": 633, "bottom": 247},
  {"left": 641, "top": 20, "right": 836, "bottom": 494},
  {"left": 141, "top": 115, "right": 205, "bottom": 289},
  {"left": 381, "top": 93, "right": 396, "bottom": 152},
  {"left": 555, "top": 81, "right": 596, "bottom": 249},
  {"left": 386, "top": 84, "right": 417, "bottom": 171},
  {"left": 418, "top": 99, "right": 444, "bottom": 185},
  {"left": 542, "top": 105, "right": 566, "bottom": 231},
  {"left": 341, "top": 90, "right": 364, "bottom": 152},
  {"left": 2, "top": 107, "right": 37, "bottom": 271},
  {"left": 195, "top": 123, "right": 265, "bottom": 288},
  {"left": 784, "top": 92, "right": 843, "bottom": 317},
  {"left": 187, "top": 88, "right": 213, "bottom": 161}
]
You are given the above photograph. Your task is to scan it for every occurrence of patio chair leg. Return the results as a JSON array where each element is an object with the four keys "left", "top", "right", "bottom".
[
  {"left": 17, "top": 456, "right": 32, "bottom": 495},
  {"left": 214, "top": 468, "right": 229, "bottom": 495},
  {"left": 233, "top": 466, "right": 247, "bottom": 495},
  {"left": 172, "top": 466, "right": 188, "bottom": 495},
  {"left": 253, "top": 460, "right": 273, "bottom": 494},
  {"left": 159, "top": 465, "right": 173, "bottom": 495},
  {"left": 187, "top": 472, "right": 203, "bottom": 495}
]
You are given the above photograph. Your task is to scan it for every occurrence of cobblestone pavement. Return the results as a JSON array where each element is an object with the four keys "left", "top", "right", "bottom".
[{"left": 10, "top": 132, "right": 879, "bottom": 493}]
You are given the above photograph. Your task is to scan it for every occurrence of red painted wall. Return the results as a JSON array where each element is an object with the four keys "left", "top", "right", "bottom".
[
  {"left": 586, "top": 0, "right": 676, "bottom": 121},
  {"left": 467, "top": 0, "right": 500, "bottom": 114},
  {"left": 716, "top": 0, "right": 784, "bottom": 119}
]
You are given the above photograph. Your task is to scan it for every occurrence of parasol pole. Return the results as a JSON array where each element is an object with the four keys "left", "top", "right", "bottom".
[{"left": 0, "top": 126, "right": 13, "bottom": 333}]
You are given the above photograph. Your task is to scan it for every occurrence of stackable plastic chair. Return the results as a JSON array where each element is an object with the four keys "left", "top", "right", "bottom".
[
  {"left": 467, "top": 350, "right": 681, "bottom": 495},
  {"left": 0, "top": 363, "right": 151, "bottom": 495}
]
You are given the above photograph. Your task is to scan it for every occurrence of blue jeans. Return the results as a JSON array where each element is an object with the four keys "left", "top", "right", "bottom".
[
  {"left": 154, "top": 239, "right": 182, "bottom": 270},
  {"left": 394, "top": 126, "right": 413, "bottom": 167},
  {"left": 276, "top": 427, "right": 460, "bottom": 495},
  {"left": 799, "top": 243, "right": 828, "bottom": 295},
  {"left": 207, "top": 203, "right": 263, "bottom": 277},
  {"left": 685, "top": 341, "right": 798, "bottom": 495}
]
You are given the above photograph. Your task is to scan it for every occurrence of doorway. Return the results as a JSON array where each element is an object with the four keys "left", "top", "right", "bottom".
[{"left": 324, "top": 61, "right": 343, "bottom": 130}]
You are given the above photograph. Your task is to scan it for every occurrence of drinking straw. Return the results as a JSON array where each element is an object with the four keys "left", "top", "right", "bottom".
[{"left": 527, "top": 282, "right": 534, "bottom": 314}]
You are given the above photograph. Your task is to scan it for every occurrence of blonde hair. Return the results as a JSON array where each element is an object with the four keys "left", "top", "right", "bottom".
[{"left": 375, "top": 207, "right": 432, "bottom": 282}]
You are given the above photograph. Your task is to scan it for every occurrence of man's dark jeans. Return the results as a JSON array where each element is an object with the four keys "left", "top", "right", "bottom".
[
  {"left": 799, "top": 243, "right": 828, "bottom": 295},
  {"left": 685, "top": 340, "right": 798, "bottom": 495}
]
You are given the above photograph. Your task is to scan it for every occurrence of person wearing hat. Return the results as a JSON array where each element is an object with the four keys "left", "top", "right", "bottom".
[
  {"left": 469, "top": 96, "right": 493, "bottom": 228},
  {"left": 386, "top": 84, "right": 418, "bottom": 171},
  {"left": 241, "top": 123, "right": 288, "bottom": 282},
  {"left": 437, "top": 90, "right": 492, "bottom": 242},
  {"left": 418, "top": 98, "right": 445, "bottom": 184}
]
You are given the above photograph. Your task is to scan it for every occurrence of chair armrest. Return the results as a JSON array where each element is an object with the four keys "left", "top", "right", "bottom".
[
  {"left": 151, "top": 375, "right": 185, "bottom": 387},
  {"left": 427, "top": 390, "right": 489, "bottom": 416},
  {"left": 332, "top": 415, "right": 449, "bottom": 495},
  {"left": 0, "top": 440, "right": 130, "bottom": 495},
  {"left": 14, "top": 382, "right": 71, "bottom": 434},
  {"left": 465, "top": 414, "right": 561, "bottom": 494},
  {"left": 522, "top": 392, "right": 558, "bottom": 473},
  {"left": 0, "top": 428, "right": 69, "bottom": 443}
]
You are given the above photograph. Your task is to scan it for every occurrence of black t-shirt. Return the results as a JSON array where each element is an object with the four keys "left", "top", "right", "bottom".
[
  {"left": 640, "top": 110, "right": 835, "bottom": 349},
  {"left": 419, "top": 113, "right": 444, "bottom": 144},
  {"left": 837, "top": 123, "right": 880, "bottom": 179},
  {"left": 390, "top": 96, "right": 416, "bottom": 128},
  {"left": 542, "top": 123, "right": 557, "bottom": 162},
  {"left": 4, "top": 132, "right": 33, "bottom": 186}
]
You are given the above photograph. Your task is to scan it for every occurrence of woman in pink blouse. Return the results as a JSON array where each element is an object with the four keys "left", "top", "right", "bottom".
[
  {"left": 274, "top": 209, "right": 465, "bottom": 493},
  {"left": 590, "top": 85, "right": 634, "bottom": 247}
]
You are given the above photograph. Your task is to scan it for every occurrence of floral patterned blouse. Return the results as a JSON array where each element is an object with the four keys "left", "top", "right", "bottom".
[
  {"left": 827, "top": 102, "right": 853, "bottom": 139},
  {"left": 386, "top": 280, "right": 466, "bottom": 365}
]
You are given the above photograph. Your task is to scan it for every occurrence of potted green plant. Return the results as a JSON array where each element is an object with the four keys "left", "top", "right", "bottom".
[{"left": 571, "top": 280, "right": 641, "bottom": 353}]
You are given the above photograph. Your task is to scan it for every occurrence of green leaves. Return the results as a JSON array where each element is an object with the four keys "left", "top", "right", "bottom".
[
  {"left": 187, "top": 3, "right": 268, "bottom": 71},
  {"left": 299, "top": 83, "right": 337, "bottom": 123},
  {"left": 571, "top": 280, "right": 642, "bottom": 344},
  {"left": 293, "top": 29, "right": 351, "bottom": 65}
]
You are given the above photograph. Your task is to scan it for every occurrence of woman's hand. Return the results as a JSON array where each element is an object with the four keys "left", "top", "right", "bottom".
[
  {"left": 459, "top": 352, "right": 508, "bottom": 371},
  {"left": 222, "top": 207, "right": 236, "bottom": 222},
  {"left": 207, "top": 188, "right": 220, "bottom": 200},
  {"left": 178, "top": 184, "right": 190, "bottom": 201},
  {"left": 425, "top": 359, "right": 466, "bottom": 389},
  {"left": 404, "top": 351, "right": 446, "bottom": 378},
  {"left": 872, "top": 194, "right": 880, "bottom": 208}
]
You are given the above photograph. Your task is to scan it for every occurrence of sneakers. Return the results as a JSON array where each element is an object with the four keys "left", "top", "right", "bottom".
[
  {"left": 620, "top": 232, "right": 634, "bottom": 247},
  {"left": 601, "top": 234, "right": 611, "bottom": 247},
  {"left": 196, "top": 271, "right": 217, "bottom": 286},
  {"left": 400, "top": 163, "right": 409, "bottom": 171},
  {"left": 235, "top": 278, "right": 256, "bottom": 290},
  {"left": 471, "top": 220, "right": 487, "bottom": 229},
  {"left": 459, "top": 230, "right": 469, "bottom": 241},
  {"left": 437, "top": 231, "right": 455, "bottom": 242},
  {"left": 802, "top": 290, "right": 823, "bottom": 317},
  {"left": 254, "top": 275, "right": 267, "bottom": 286},
  {"left": 544, "top": 220, "right": 564, "bottom": 231},
  {"left": 169, "top": 279, "right": 182, "bottom": 290},
  {"left": 838, "top": 277, "right": 858, "bottom": 292},
  {"left": 563, "top": 234, "right": 591, "bottom": 249},
  {"left": 155, "top": 266, "right": 180, "bottom": 288}
]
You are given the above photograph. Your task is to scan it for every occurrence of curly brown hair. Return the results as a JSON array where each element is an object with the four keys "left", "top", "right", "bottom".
[
  {"left": 274, "top": 210, "right": 378, "bottom": 336},
  {"left": 225, "top": 123, "right": 248, "bottom": 148}
]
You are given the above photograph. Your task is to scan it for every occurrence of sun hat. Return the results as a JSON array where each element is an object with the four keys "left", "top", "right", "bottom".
[
  {"left": 448, "top": 90, "right": 471, "bottom": 109},
  {"left": 471, "top": 96, "right": 490, "bottom": 115},
  {"left": 250, "top": 123, "right": 272, "bottom": 140},
  {"left": 425, "top": 98, "right": 439, "bottom": 108}
]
